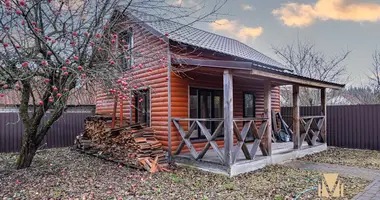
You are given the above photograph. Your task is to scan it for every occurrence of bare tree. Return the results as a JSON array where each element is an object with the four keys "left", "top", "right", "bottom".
[
  {"left": 369, "top": 50, "right": 380, "bottom": 101},
  {"left": 0, "top": 0, "right": 226, "bottom": 169},
  {"left": 273, "top": 39, "right": 350, "bottom": 106}
]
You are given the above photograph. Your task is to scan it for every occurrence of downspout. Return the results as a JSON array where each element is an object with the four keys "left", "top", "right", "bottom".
[{"left": 167, "top": 43, "right": 172, "bottom": 162}]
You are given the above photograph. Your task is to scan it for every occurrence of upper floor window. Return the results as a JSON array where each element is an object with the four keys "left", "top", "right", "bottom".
[{"left": 119, "top": 29, "right": 133, "bottom": 70}]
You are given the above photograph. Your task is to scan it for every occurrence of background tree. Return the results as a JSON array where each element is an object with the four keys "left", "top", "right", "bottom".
[
  {"left": 0, "top": 0, "right": 226, "bottom": 169},
  {"left": 273, "top": 39, "right": 350, "bottom": 106},
  {"left": 369, "top": 50, "right": 380, "bottom": 101}
]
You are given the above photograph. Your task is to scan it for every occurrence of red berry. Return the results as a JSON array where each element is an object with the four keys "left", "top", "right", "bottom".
[
  {"left": 77, "top": 66, "right": 83, "bottom": 70},
  {"left": 39, "top": 101, "right": 43, "bottom": 105},
  {"left": 63, "top": 72, "right": 68, "bottom": 76},
  {"left": 73, "top": 56, "right": 79, "bottom": 61},
  {"left": 3, "top": 43, "right": 8, "bottom": 48},
  {"left": 19, "top": 0, "right": 26, "bottom": 6},
  {"left": 47, "top": 51, "right": 52, "bottom": 55},
  {"left": 57, "top": 93, "right": 62, "bottom": 97}
]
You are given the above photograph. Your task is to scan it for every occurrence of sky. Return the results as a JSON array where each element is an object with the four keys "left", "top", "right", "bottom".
[{"left": 172, "top": 0, "right": 380, "bottom": 86}]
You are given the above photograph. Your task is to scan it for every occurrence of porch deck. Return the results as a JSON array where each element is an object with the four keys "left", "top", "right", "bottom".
[{"left": 175, "top": 142, "right": 327, "bottom": 177}]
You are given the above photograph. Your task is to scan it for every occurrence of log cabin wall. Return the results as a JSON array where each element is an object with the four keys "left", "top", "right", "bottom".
[
  {"left": 170, "top": 70, "right": 281, "bottom": 152},
  {"left": 95, "top": 17, "right": 170, "bottom": 150}
]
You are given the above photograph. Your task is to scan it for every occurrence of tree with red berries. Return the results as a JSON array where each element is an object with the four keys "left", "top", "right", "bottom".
[{"left": 0, "top": 0, "right": 226, "bottom": 169}]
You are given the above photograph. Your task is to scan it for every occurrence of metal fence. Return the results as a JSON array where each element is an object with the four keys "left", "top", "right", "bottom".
[
  {"left": 0, "top": 106, "right": 94, "bottom": 153},
  {"left": 281, "top": 105, "right": 380, "bottom": 150}
]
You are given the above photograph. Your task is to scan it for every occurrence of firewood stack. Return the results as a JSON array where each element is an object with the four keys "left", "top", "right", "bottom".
[{"left": 75, "top": 116, "right": 168, "bottom": 172}]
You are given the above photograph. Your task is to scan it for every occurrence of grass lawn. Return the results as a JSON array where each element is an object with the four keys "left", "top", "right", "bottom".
[
  {"left": 300, "top": 147, "right": 380, "bottom": 170},
  {"left": 0, "top": 148, "right": 370, "bottom": 200}
]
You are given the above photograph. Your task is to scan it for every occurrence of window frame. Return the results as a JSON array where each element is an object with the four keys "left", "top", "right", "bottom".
[
  {"left": 119, "top": 29, "right": 134, "bottom": 71},
  {"left": 243, "top": 92, "right": 256, "bottom": 118},
  {"left": 133, "top": 88, "right": 151, "bottom": 127}
]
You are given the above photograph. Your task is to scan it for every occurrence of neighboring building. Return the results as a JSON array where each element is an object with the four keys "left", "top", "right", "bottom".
[
  {"left": 0, "top": 88, "right": 95, "bottom": 112},
  {"left": 95, "top": 11, "right": 344, "bottom": 176}
]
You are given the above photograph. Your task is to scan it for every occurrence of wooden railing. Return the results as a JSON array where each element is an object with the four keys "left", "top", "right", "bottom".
[
  {"left": 299, "top": 116, "right": 325, "bottom": 147},
  {"left": 172, "top": 117, "right": 268, "bottom": 165}
]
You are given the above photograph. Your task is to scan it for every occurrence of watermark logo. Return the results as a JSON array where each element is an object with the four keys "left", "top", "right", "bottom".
[{"left": 318, "top": 173, "right": 344, "bottom": 197}]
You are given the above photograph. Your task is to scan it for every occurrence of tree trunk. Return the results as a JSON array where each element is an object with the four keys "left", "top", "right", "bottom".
[{"left": 16, "top": 132, "right": 38, "bottom": 169}]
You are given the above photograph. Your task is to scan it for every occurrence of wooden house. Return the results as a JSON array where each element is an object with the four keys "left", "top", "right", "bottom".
[{"left": 95, "top": 11, "right": 344, "bottom": 176}]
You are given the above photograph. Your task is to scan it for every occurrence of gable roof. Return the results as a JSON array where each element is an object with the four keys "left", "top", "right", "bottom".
[
  {"left": 120, "top": 11, "right": 344, "bottom": 89},
  {"left": 127, "top": 11, "right": 290, "bottom": 73}
]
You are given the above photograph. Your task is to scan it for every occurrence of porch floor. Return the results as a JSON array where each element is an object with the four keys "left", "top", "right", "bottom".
[{"left": 174, "top": 142, "right": 327, "bottom": 177}]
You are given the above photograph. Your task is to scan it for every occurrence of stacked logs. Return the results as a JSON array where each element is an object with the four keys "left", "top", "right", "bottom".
[{"left": 75, "top": 116, "right": 167, "bottom": 172}]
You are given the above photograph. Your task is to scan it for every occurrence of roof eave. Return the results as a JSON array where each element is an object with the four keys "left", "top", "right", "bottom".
[{"left": 172, "top": 58, "right": 345, "bottom": 89}]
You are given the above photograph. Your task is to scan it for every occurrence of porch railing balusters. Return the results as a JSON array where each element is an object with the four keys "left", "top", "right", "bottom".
[
  {"left": 299, "top": 116, "right": 325, "bottom": 147},
  {"left": 172, "top": 117, "right": 269, "bottom": 165}
]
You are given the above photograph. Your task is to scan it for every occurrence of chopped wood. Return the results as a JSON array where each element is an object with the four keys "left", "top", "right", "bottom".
[{"left": 75, "top": 117, "right": 167, "bottom": 172}]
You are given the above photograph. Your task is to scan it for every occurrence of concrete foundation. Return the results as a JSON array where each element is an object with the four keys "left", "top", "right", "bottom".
[{"left": 175, "top": 142, "right": 327, "bottom": 177}]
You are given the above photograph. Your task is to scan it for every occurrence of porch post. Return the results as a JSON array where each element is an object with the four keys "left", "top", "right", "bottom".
[
  {"left": 293, "top": 85, "right": 300, "bottom": 149},
  {"left": 263, "top": 82, "right": 272, "bottom": 156},
  {"left": 223, "top": 70, "right": 233, "bottom": 167},
  {"left": 321, "top": 88, "right": 327, "bottom": 143}
]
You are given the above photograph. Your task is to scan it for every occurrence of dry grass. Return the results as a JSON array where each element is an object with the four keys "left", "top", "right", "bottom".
[
  {"left": 0, "top": 148, "right": 370, "bottom": 200},
  {"left": 300, "top": 147, "right": 380, "bottom": 170}
]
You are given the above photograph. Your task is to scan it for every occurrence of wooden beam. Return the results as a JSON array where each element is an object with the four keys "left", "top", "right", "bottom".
[
  {"left": 293, "top": 85, "right": 301, "bottom": 149},
  {"left": 119, "top": 100, "right": 123, "bottom": 127},
  {"left": 321, "top": 88, "right": 327, "bottom": 143},
  {"left": 250, "top": 69, "right": 344, "bottom": 89},
  {"left": 111, "top": 95, "right": 118, "bottom": 129},
  {"left": 223, "top": 69, "right": 233, "bottom": 167},
  {"left": 263, "top": 82, "right": 272, "bottom": 156}
]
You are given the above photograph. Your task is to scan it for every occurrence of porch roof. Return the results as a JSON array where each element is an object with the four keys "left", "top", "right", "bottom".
[{"left": 172, "top": 58, "right": 345, "bottom": 90}]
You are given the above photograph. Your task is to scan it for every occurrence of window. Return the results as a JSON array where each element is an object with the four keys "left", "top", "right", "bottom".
[
  {"left": 189, "top": 88, "right": 223, "bottom": 139},
  {"left": 243, "top": 92, "right": 256, "bottom": 118},
  {"left": 243, "top": 92, "right": 256, "bottom": 142},
  {"left": 134, "top": 88, "right": 150, "bottom": 126},
  {"left": 119, "top": 29, "right": 133, "bottom": 70}
]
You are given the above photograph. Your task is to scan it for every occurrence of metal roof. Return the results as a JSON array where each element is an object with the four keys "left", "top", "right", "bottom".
[{"left": 128, "top": 12, "right": 289, "bottom": 72}]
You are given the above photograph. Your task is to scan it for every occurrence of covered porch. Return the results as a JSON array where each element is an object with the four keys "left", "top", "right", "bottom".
[{"left": 169, "top": 59, "right": 343, "bottom": 177}]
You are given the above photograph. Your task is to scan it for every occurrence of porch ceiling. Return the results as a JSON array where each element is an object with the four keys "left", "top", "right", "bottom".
[{"left": 172, "top": 58, "right": 345, "bottom": 90}]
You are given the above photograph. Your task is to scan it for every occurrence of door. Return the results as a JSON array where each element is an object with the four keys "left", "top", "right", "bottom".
[{"left": 189, "top": 88, "right": 223, "bottom": 139}]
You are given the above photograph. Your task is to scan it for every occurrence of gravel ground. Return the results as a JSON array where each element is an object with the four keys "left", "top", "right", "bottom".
[
  {"left": 0, "top": 148, "right": 370, "bottom": 200},
  {"left": 300, "top": 147, "right": 380, "bottom": 170}
]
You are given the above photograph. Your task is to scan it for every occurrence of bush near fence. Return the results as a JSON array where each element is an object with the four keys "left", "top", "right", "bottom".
[
  {"left": 281, "top": 105, "right": 380, "bottom": 150},
  {"left": 0, "top": 106, "right": 94, "bottom": 153}
]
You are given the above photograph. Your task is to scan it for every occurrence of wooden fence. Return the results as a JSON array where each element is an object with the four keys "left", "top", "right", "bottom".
[
  {"left": 281, "top": 105, "right": 380, "bottom": 150},
  {"left": 0, "top": 106, "right": 94, "bottom": 153}
]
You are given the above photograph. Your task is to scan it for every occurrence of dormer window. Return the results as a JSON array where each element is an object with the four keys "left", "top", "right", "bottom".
[{"left": 119, "top": 28, "right": 133, "bottom": 70}]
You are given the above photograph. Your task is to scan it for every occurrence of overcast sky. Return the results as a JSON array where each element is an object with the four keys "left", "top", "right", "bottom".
[{"left": 179, "top": 0, "right": 380, "bottom": 86}]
